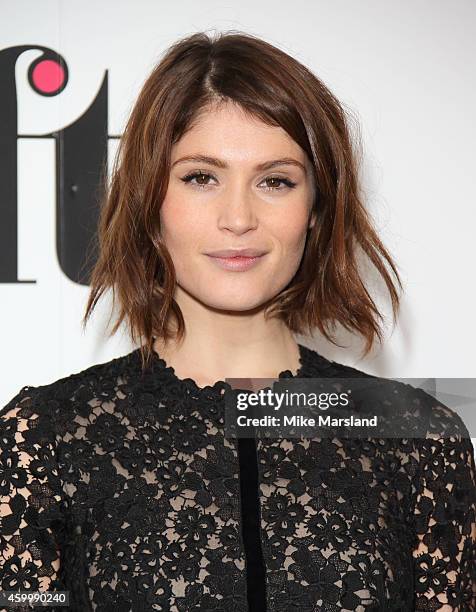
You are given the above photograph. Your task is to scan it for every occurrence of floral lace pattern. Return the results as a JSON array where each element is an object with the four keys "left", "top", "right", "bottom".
[{"left": 1, "top": 343, "right": 475, "bottom": 611}]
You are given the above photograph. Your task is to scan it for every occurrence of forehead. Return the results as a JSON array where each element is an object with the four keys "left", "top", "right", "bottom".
[{"left": 173, "top": 101, "right": 306, "bottom": 163}]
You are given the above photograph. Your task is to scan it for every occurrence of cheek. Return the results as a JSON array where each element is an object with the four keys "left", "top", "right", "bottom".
[
  {"left": 269, "top": 209, "right": 309, "bottom": 253},
  {"left": 159, "top": 196, "right": 204, "bottom": 247}
]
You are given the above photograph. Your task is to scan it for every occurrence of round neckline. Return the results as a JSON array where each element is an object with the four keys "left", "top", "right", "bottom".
[{"left": 139, "top": 341, "right": 318, "bottom": 404}]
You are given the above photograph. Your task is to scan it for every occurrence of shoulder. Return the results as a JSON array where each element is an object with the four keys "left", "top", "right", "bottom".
[
  {"left": 302, "top": 345, "right": 379, "bottom": 381},
  {"left": 0, "top": 348, "right": 140, "bottom": 428},
  {"left": 307, "top": 347, "right": 471, "bottom": 441}
]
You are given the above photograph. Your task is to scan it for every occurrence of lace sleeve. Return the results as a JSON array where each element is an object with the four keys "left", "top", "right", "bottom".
[
  {"left": 412, "top": 395, "right": 476, "bottom": 611},
  {"left": 0, "top": 386, "right": 66, "bottom": 611}
]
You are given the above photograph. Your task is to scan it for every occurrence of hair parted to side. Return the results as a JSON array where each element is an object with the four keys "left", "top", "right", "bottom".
[{"left": 82, "top": 29, "right": 403, "bottom": 370}]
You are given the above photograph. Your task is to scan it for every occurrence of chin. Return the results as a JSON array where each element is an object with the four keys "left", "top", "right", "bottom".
[
  {"left": 196, "top": 291, "right": 269, "bottom": 313},
  {"left": 179, "top": 270, "right": 288, "bottom": 309}
]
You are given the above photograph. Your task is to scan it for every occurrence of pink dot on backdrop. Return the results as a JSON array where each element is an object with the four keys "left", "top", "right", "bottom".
[{"left": 31, "top": 59, "right": 65, "bottom": 93}]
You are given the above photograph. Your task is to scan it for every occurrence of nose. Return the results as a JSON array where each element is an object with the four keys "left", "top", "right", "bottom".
[{"left": 216, "top": 181, "right": 259, "bottom": 234}]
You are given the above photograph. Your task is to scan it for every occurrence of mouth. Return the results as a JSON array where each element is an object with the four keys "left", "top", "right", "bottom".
[
  {"left": 205, "top": 248, "right": 268, "bottom": 258},
  {"left": 205, "top": 253, "right": 267, "bottom": 272}
]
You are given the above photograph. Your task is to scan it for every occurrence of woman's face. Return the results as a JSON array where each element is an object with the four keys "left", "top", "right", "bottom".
[{"left": 160, "top": 101, "right": 316, "bottom": 313}]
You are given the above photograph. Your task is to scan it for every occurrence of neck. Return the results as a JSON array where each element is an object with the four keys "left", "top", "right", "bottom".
[{"left": 153, "top": 326, "right": 301, "bottom": 389}]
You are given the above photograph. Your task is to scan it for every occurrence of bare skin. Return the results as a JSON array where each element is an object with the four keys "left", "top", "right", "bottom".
[{"left": 154, "top": 100, "right": 316, "bottom": 389}]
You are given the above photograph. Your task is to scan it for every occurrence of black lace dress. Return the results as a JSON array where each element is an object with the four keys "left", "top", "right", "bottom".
[{"left": 1, "top": 343, "right": 475, "bottom": 611}]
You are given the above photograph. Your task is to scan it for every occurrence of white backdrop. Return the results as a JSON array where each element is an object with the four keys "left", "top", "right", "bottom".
[{"left": 1, "top": 0, "right": 475, "bottom": 451}]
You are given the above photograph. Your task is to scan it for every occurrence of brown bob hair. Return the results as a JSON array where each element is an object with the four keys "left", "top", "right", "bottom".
[{"left": 82, "top": 30, "right": 402, "bottom": 369}]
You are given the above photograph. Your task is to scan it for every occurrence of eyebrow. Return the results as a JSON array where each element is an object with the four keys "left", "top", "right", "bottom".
[{"left": 171, "top": 154, "right": 307, "bottom": 174}]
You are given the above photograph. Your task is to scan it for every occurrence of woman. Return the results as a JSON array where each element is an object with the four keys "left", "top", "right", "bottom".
[{"left": 1, "top": 30, "right": 475, "bottom": 612}]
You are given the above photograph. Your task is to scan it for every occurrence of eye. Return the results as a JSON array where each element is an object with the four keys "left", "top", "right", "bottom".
[
  {"left": 180, "top": 171, "right": 297, "bottom": 192},
  {"left": 180, "top": 171, "right": 216, "bottom": 189},
  {"left": 260, "top": 176, "right": 297, "bottom": 192}
]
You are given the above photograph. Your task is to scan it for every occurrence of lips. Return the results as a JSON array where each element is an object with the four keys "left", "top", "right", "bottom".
[
  {"left": 205, "top": 252, "right": 267, "bottom": 271},
  {"left": 205, "top": 248, "right": 268, "bottom": 258}
]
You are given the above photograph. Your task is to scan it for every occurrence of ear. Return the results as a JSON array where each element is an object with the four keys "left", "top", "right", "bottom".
[{"left": 308, "top": 209, "right": 317, "bottom": 231}]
